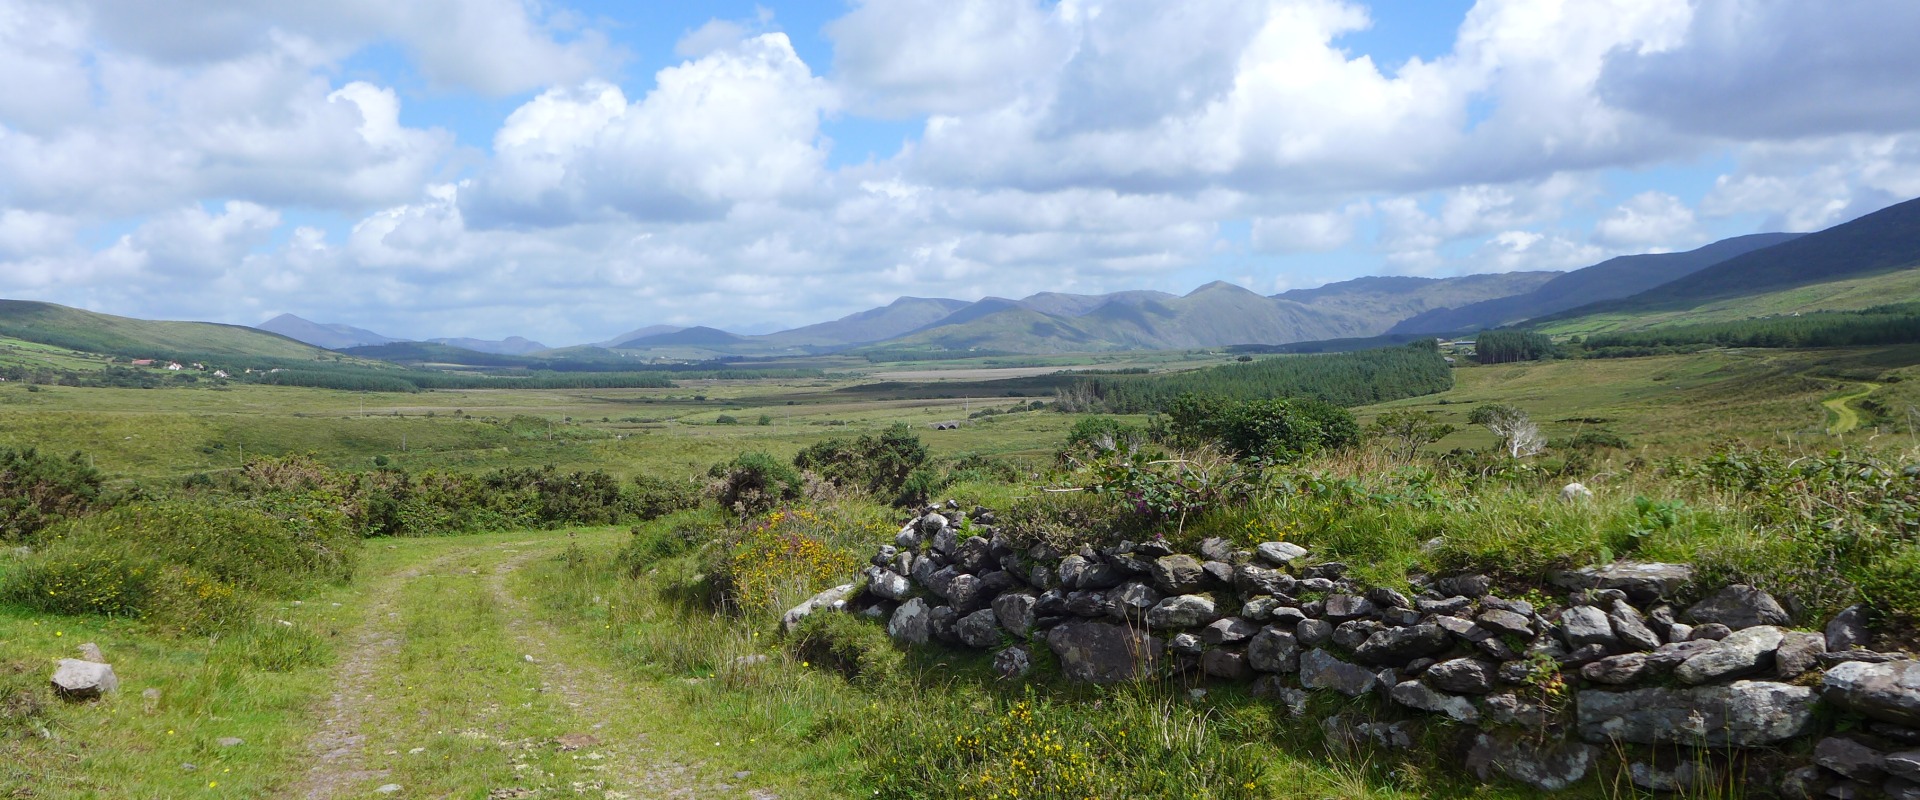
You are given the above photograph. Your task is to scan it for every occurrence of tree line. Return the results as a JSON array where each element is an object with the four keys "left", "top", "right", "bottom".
[{"left": 1054, "top": 341, "right": 1454, "bottom": 413}]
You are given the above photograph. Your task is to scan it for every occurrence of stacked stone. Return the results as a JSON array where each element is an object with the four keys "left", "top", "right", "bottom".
[{"left": 791, "top": 506, "right": 1920, "bottom": 794}]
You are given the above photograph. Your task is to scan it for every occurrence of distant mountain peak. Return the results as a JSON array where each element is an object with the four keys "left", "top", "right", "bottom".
[{"left": 257, "top": 314, "right": 396, "bottom": 350}]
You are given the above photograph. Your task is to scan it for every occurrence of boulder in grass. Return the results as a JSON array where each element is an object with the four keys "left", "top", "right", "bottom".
[
  {"left": 51, "top": 659, "right": 118, "bottom": 700},
  {"left": 782, "top": 584, "right": 855, "bottom": 633}
]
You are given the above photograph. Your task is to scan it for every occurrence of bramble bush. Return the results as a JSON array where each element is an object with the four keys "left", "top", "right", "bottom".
[{"left": 708, "top": 452, "right": 805, "bottom": 516}]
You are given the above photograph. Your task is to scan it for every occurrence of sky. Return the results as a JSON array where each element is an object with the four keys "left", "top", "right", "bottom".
[{"left": 2, "top": 1, "right": 1918, "bottom": 344}]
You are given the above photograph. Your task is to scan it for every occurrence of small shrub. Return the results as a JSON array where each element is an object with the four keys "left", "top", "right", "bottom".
[
  {"left": 793, "top": 423, "right": 933, "bottom": 506},
  {"left": 715, "top": 414, "right": 740, "bottom": 425},
  {"left": 709, "top": 452, "right": 805, "bottom": 516},
  {"left": 616, "top": 509, "right": 724, "bottom": 576},
  {"left": 789, "top": 610, "right": 902, "bottom": 682},
  {"left": 630, "top": 474, "right": 702, "bottom": 521}
]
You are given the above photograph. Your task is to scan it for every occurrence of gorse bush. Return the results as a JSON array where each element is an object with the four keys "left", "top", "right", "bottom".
[
  {"left": 0, "top": 447, "right": 103, "bottom": 542},
  {"left": 714, "top": 506, "right": 864, "bottom": 613},
  {"left": 709, "top": 452, "right": 805, "bottom": 516},
  {"left": 793, "top": 423, "right": 933, "bottom": 506}
]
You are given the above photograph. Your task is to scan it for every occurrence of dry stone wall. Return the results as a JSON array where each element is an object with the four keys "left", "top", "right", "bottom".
[{"left": 789, "top": 503, "right": 1920, "bottom": 796}]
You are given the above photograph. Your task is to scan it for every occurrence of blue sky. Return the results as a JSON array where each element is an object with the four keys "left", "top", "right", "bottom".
[{"left": 1, "top": 0, "right": 1916, "bottom": 343}]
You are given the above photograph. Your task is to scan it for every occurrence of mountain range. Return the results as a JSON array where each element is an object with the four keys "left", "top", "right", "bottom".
[{"left": 241, "top": 194, "right": 1920, "bottom": 359}]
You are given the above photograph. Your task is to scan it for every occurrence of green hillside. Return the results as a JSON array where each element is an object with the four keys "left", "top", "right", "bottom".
[
  {"left": 1283, "top": 271, "right": 1561, "bottom": 335},
  {"left": 1537, "top": 264, "right": 1920, "bottom": 336},
  {"left": 0, "top": 300, "right": 331, "bottom": 362}
]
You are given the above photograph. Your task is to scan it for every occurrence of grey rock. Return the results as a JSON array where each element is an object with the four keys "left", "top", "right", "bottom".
[
  {"left": 932, "top": 526, "right": 958, "bottom": 556},
  {"left": 1475, "top": 637, "right": 1520, "bottom": 661},
  {"left": 1323, "top": 594, "right": 1376, "bottom": 623},
  {"left": 1435, "top": 615, "right": 1491, "bottom": 642},
  {"left": 1367, "top": 587, "right": 1413, "bottom": 610},
  {"left": 929, "top": 605, "right": 959, "bottom": 643},
  {"left": 895, "top": 526, "right": 922, "bottom": 551},
  {"left": 1149, "top": 555, "right": 1208, "bottom": 594},
  {"left": 1034, "top": 589, "right": 1069, "bottom": 617},
  {"left": 1418, "top": 596, "right": 1474, "bottom": 616},
  {"left": 1560, "top": 482, "right": 1595, "bottom": 502},
  {"left": 1433, "top": 574, "right": 1492, "bottom": 598},
  {"left": 1575, "top": 680, "right": 1817, "bottom": 746},
  {"left": 1300, "top": 577, "right": 1336, "bottom": 593},
  {"left": 1609, "top": 600, "right": 1662, "bottom": 652},
  {"left": 1552, "top": 561, "right": 1694, "bottom": 604},
  {"left": 1300, "top": 648, "right": 1378, "bottom": 697},
  {"left": 1108, "top": 581, "right": 1162, "bottom": 620},
  {"left": 1877, "top": 724, "right": 1920, "bottom": 745},
  {"left": 1202, "top": 617, "right": 1258, "bottom": 646},
  {"left": 1674, "top": 625, "right": 1783, "bottom": 684},
  {"left": 993, "top": 646, "right": 1033, "bottom": 679},
  {"left": 1379, "top": 608, "right": 1423, "bottom": 627},
  {"left": 1777, "top": 630, "right": 1826, "bottom": 679},
  {"left": 1482, "top": 596, "right": 1536, "bottom": 616},
  {"left": 1078, "top": 562, "right": 1127, "bottom": 591},
  {"left": 1256, "top": 541, "right": 1309, "bottom": 566},
  {"left": 1426, "top": 658, "right": 1497, "bottom": 694},
  {"left": 781, "top": 583, "right": 856, "bottom": 633},
  {"left": 911, "top": 554, "right": 939, "bottom": 587},
  {"left": 1888, "top": 777, "right": 1920, "bottom": 800},
  {"left": 946, "top": 574, "right": 988, "bottom": 614},
  {"left": 888, "top": 598, "right": 931, "bottom": 644},
  {"left": 925, "top": 566, "right": 960, "bottom": 598},
  {"left": 893, "top": 551, "right": 914, "bottom": 577},
  {"left": 1404, "top": 657, "right": 1436, "bottom": 675},
  {"left": 1816, "top": 736, "right": 1887, "bottom": 782},
  {"left": 1027, "top": 564, "right": 1056, "bottom": 590},
  {"left": 1780, "top": 765, "right": 1832, "bottom": 800},
  {"left": 1269, "top": 606, "right": 1308, "bottom": 627},
  {"left": 216, "top": 737, "right": 243, "bottom": 748},
  {"left": 1391, "top": 680, "right": 1480, "bottom": 723},
  {"left": 1065, "top": 590, "right": 1107, "bottom": 617},
  {"left": 1689, "top": 622, "right": 1732, "bottom": 641},
  {"left": 1199, "top": 537, "right": 1234, "bottom": 562},
  {"left": 1168, "top": 632, "right": 1203, "bottom": 655},
  {"left": 1146, "top": 595, "right": 1219, "bottom": 629},
  {"left": 871, "top": 544, "right": 897, "bottom": 568},
  {"left": 920, "top": 513, "right": 949, "bottom": 536},
  {"left": 1295, "top": 618, "right": 1333, "bottom": 648},
  {"left": 1057, "top": 555, "right": 1091, "bottom": 590},
  {"left": 1240, "top": 596, "right": 1280, "bottom": 621},
  {"left": 955, "top": 536, "right": 995, "bottom": 573},
  {"left": 77, "top": 643, "right": 105, "bottom": 663},
  {"left": 866, "top": 568, "right": 913, "bottom": 601},
  {"left": 1560, "top": 605, "right": 1618, "bottom": 650},
  {"left": 1666, "top": 622, "right": 1695, "bottom": 643},
  {"left": 992, "top": 592, "right": 1038, "bottom": 639},
  {"left": 1685, "top": 584, "right": 1791, "bottom": 630},
  {"left": 1824, "top": 660, "right": 1920, "bottom": 727},
  {"left": 1201, "top": 648, "right": 1252, "bottom": 681},
  {"left": 1201, "top": 560, "right": 1235, "bottom": 586},
  {"left": 375, "top": 785, "right": 401, "bottom": 795},
  {"left": 1354, "top": 623, "right": 1451, "bottom": 665},
  {"left": 1629, "top": 761, "right": 1720, "bottom": 793},
  {"left": 1234, "top": 564, "right": 1296, "bottom": 597},
  {"left": 1044, "top": 620, "right": 1159, "bottom": 683},
  {"left": 1332, "top": 620, "right": 1378, "bottom": 651},
  {"left": 1888, "top": 750, "right": 1920, "bottom": 781},
  {"left": 1829, "top": 605, "right": 1873, "bottom": 652},
  {"left": 1247, "top": 627, "right": 1300, "bottom": 673},
  {"left": 1560, "top": 643, "right": 1611, "bottom": 667},
  {"left": 1476, "top": 609, "right": 1534, "bottom": 639},
  {"left": 1484, "top": 693, "right": 1550, "bottom": 729},
  {"left": 1467, "top": 731, "right": 1599, "bottom": 792},
  {"left": 1580, "top": 653, "right": 1650, "bottom": 685},
  {"left": 1305, "top": 562, "right": 1349, "bottom": 579}
]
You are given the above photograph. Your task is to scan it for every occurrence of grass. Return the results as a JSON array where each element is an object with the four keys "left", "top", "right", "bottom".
[{"left": 1536, "top": 268, "right": 1920, "bottom": 337}]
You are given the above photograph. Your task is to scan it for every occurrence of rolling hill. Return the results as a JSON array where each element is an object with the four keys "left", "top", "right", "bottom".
[
  {"left": 1281, "top": 272, "right": 1561, "bottom": 335},
  {"left": 427, "top": 336, "right": 549, "bottom": 356},
  {"left": 0, "top": 301, "right": 333, "bottom": 361},
  {"left": 1393, "top": 233, "right": 1804, "bottom": 334},
  {"left": 757, "top": 296, "right": 971, "bottom": 347}
]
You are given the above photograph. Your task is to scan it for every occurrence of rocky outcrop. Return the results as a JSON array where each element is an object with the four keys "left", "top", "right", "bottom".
[{"left": 51, "top": 659, "right": 118, "bottom": 700}]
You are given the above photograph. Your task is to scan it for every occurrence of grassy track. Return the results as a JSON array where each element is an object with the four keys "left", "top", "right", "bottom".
[
  {"left": 1824, "top": 381, "right": 1881, "bottom": 434},
  {"left": 1, "top": 530, "right": 795, "bottom": 799}
]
